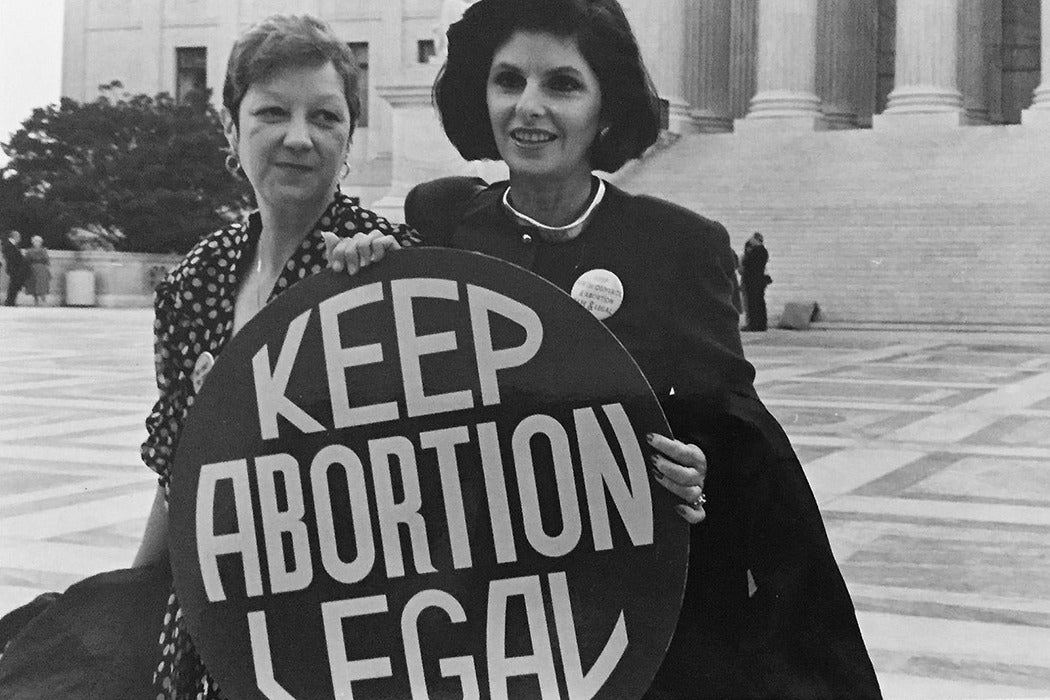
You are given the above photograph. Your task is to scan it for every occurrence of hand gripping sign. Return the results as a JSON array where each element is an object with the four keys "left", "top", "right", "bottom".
[{"left": 169, "top": 248, "right": 689, "bottom": 700}]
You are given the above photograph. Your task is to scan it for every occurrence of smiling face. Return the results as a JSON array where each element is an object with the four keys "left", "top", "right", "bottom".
[
  {"left": 486, "top": 30, "right": 603, "bottom": 184},
  {"left": 224, "top": 61, "right": 351, "bottom": 210}
]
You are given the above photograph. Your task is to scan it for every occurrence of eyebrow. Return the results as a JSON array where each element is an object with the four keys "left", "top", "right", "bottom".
[
  {"left": 490, "top": 61, "right": 584, "bottom": 75},
  {"left": 253, "top": 89, "right": 346, "bottom": 104}
]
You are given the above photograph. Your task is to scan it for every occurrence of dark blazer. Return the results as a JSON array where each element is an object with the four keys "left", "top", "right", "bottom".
[
  {"left": 742, "top": 242, "right": 769, "bottom": 284},
  {"left": 2, "top": 237, "right": 25, "bottom": 275},
  {"left": 406, "top": 177, "right": 881, "bottom": 699}
]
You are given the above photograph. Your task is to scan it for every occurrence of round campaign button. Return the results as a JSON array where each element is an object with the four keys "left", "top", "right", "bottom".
[
  {"left": 190, "top": 351, "right": 215, "bottom": 394},
  {"left": 169, "top": 248, "right": 687, "bottom": 700},
  {"left": 571, "top": 269, "right": 624, "bottom": 320}
]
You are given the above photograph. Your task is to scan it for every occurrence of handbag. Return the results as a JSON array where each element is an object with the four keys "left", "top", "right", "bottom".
[{"left": 0, "top": 565, "right": 170, "bottom": 699}]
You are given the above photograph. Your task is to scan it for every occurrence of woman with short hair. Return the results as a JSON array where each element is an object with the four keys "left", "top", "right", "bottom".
[{"left": 135, "top": 14, "right": 416, "bottom": 699}]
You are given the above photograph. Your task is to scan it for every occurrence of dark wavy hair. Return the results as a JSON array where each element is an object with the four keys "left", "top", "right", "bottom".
[
  {"left": 435, "top": 0, "right": 660, "bottom": 173},
  {"left": 222, "top": 14, "right": 361, "bottom": 137}
]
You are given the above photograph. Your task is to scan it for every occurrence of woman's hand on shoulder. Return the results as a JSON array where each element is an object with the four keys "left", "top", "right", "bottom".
[
  {"left": 647, "top": 433, "right": 708, "bottom": 525},
  {"left": 323, "top": 230, "right": 401, "bottom": 275}
]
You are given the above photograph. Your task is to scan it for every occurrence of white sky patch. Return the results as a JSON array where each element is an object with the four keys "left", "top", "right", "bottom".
[{"left": 0, "top": 0, "right": 64, "bottom": 165}]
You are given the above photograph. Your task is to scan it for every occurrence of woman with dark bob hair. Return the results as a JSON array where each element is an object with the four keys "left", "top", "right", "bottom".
[
  {"left": 435, "top": 0, "right": 659, "bottom": 173},
  {"left": 329, "top": 0, "right": 882, "bottom": 697}
]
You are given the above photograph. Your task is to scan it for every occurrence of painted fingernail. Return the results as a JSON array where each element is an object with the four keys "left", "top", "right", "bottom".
[{"left": 645, "top": 433, "right": 655, "bottom": 443}]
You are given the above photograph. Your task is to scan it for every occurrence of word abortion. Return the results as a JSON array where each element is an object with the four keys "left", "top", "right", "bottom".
[{"left": 190, "top": 277, "right": 659, "bottom": 699}]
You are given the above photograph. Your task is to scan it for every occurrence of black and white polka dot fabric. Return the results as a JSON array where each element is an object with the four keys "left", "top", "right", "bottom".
[{"left": 141, "top": 192, "right": 418, "bottom": 700}]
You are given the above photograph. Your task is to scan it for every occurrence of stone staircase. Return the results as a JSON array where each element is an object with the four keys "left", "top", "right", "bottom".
[{"left": 614, "top": 124, "right": 1050, "bottom": 326}]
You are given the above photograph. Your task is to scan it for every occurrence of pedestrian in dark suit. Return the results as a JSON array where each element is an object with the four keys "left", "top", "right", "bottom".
[
  {"left": 2, "top": 230, "right": 27, "bottom": 306},
  {"left": 741, "top": 232, "right": 770, "bottom": 331}
]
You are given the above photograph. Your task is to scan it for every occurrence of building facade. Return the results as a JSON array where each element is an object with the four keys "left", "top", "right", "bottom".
[
  {"left": 620, "top": 0, "right": 1045, "bottom": 132},
  {"left": 62, "top": 0, "right": 458, "bottom": 203},
  {"left": 61, "top": 1, "right": 1050, "bottom": 324}
]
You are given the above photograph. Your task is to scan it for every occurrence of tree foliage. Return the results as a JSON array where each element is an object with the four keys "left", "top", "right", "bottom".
[{"left": 1, "top": 83, "right": 253, "bottom": 253}]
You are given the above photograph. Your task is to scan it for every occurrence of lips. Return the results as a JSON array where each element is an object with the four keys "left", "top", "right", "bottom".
[
  {"left": 275, "top": 162, "right": 314, "bottom": 172},
  {"left": 510, "top": 128, "right": 556, "bottom": 145}
]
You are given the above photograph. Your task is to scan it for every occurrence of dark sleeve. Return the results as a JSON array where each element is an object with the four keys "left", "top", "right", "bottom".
[
  {"left": 404, "top": 177, "right": 487, "bottom": 246},
  {"left": 352, "top": 203, "right": 422, "bottom": 249},
  {"left": 668, "top": 215, "right": 753, "bottom": 400},
  {"left": 663, "top": 212, "right": 880, "bottom": 697}
]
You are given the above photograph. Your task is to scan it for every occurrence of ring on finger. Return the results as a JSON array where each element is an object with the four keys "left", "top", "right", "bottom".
[{"left": 690, "top": 492, "right": 707, "bottom": 510}]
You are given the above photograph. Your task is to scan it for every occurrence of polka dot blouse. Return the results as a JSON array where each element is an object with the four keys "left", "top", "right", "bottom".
[{"left": 141, "top": 192, "right": 418, "bottom": 700}]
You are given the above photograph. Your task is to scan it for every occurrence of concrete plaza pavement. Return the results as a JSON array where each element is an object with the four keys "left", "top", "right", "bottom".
[{"left": 1, "top": 306, "right": 1049, "bottom": 699}]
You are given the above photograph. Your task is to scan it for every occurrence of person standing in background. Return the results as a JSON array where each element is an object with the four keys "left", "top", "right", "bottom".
[
  {"left": 741, "top": 231, "right": 770, "bottom": 331},
  {"left": 2, "top": 230, "right": 27, "bottom": 306},
  {"left": 24, "top": 235, "right": 51, "bottom": 305}
]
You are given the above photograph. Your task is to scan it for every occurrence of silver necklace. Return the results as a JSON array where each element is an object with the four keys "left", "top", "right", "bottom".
[{"left": 502, "top": 178, "right": 606, "bottom": 242}]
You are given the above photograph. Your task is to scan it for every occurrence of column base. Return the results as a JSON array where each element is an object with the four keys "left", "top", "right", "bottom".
[
  {"left": 690, "top": 109, "right": 733, "bottom": 133},
  {"left": 666, "top": 99, "right": 701, "bottom": 134},
  {"left": 744, "top": 90, "right": 825, "bottom": 121},
  {"left": 872, "top": 110, "right": 966, "bottom": 131},
  {"left": 963, "top": 108, "right": 990, "bottom": 125},
  {"left": 883, "top": 85, "right": 964, "bottom": 114},
  {"left": 822, "top": 110, "right": 860, "bottom": 130}
]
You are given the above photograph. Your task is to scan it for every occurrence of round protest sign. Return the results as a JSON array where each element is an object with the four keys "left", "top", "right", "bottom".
[{"left": 169, "top": 248, "right": 689, "bottom": 700}]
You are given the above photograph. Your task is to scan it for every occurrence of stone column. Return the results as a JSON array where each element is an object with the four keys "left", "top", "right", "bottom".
[
  {"left": 982, "top": 0, "right": 1004, "bottom": 124},
  {"left": 818, "top": 0, "right": 877, "bottom": 128},
  {"left": 692, "top": 0, "right": 733, "bottom": 132},
  {"left": 875, "top": 0, "right": 964, "bottom": 128},
  {"left": 621, "top": 0, "right": 700, "bottom": 133},
  {"left": 371, "top": 0, "right": 406, "bottom": 160},
  {"left": 1021, "top": 0, "right": 1050, "bottom": 124},
  {"left": 957, "top": 0, "right": 998, "bottom": 124},
  {"left": 738, "top": 0, "right": 826, "bottom": 131},
  {"left": 729, "top": 0, "right": 757, "bottom": 119}
]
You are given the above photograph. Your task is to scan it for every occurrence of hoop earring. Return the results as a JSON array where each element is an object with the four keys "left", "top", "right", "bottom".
[{"left": 225, "top": 153, "right": 241, "bottom": 177}]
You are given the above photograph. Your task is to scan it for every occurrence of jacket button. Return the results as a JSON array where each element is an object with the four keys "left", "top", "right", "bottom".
[{"left": 521, "top": 233, "right": 533, "bottom": 244}]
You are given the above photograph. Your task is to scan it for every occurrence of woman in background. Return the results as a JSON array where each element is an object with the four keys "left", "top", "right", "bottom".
[
  {"left": 329, "top": 0, "right": 881, "bottom": 697},
  {"left": 24, "top": 235, "right": 51, "bottom": 305}
]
